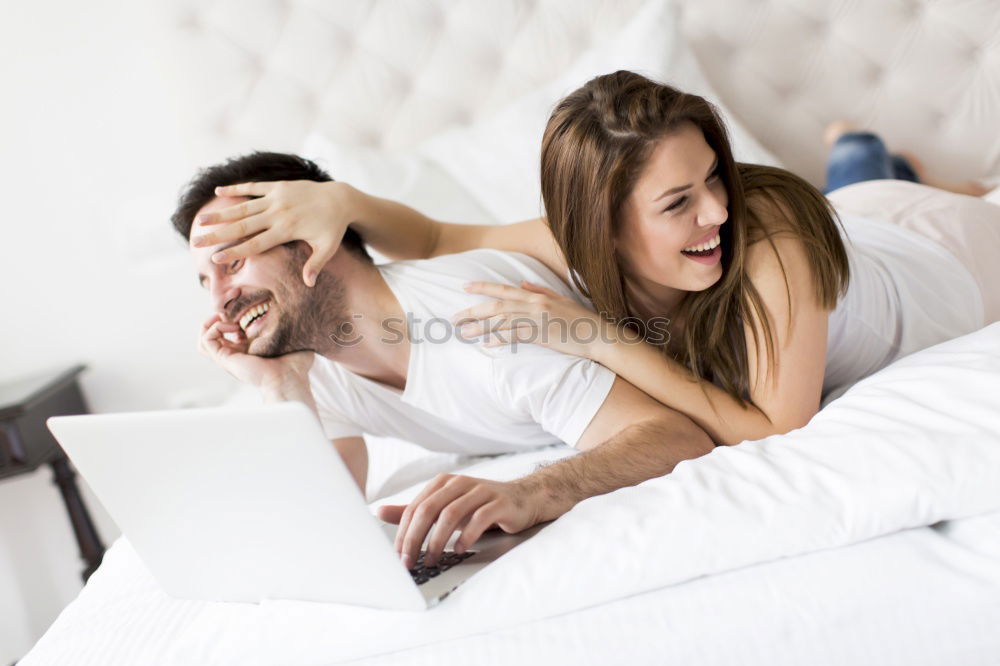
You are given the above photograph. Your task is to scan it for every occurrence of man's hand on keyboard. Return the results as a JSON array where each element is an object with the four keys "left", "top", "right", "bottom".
[{"left": 377, "top": 474, "right": 542, "bottom": 569}]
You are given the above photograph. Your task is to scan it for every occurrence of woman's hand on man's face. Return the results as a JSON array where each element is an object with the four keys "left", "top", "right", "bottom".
[{"left": 190, "top": 180, "right": 354, "bottom": 287}]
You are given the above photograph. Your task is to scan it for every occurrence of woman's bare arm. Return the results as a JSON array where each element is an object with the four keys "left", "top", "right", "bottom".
[
  {"left": 431, "top": 217, "right": 568, "bottom": 277},
  {"left": 350, "top": 188, "right": 565, "bottom": 271},
  {"left": 195, "top": 180, "right": 569, "bottom": 283}
]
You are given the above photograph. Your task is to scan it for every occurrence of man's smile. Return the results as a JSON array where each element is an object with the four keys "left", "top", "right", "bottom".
[{"left": 235, "top": 299, "right": 272, "bottom": 333}]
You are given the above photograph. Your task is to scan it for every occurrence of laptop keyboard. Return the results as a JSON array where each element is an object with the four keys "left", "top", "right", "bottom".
[{"left": 408, "top": 550, "right": 476, "bottom": 585}]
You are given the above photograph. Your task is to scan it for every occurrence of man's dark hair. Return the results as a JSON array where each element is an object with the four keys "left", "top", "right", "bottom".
[{"left": 171, "top": 151, "right": 370, "bottom": 260}]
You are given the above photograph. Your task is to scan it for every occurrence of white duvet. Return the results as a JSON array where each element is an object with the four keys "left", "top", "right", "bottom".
[{"left": 21, "top": 322, "right": 1000, "bottom": 665}]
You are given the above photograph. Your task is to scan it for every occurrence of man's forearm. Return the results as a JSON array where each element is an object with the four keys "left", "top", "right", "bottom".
[{"left": 515, "top": 418, "right": 714, "bottom": 523}]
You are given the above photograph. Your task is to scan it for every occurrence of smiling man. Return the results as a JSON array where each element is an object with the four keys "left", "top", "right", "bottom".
[{"left": 173, "top": 151, "right": 714, "bottom": 570}]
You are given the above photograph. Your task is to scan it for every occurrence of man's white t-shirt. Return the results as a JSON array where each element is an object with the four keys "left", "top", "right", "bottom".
[{"left": 307, "top": 250, "right": 617, "bottom": 455}]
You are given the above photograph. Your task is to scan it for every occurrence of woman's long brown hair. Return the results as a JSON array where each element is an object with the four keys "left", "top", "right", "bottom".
[{"left": 541, "top": 70, "right": 850, "bottom": 408}]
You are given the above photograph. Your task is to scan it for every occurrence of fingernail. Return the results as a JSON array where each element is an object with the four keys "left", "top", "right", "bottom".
[
  {"left": 454, "top": 544, "right": 465, "bottom": 554},
  {"left": 401, "top": 553, "right": 413, "bottom": 569},
  {"left": 463, "top": 283, "right": 473, "bottom": 291},
  {"left": 212, "top": 252, "right": 226, "bottom": 263},
  {"left": 305, "top": 271, "right": 315, "bottom": 286}
]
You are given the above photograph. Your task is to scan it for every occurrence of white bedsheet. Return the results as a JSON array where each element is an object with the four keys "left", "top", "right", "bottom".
[
  {"left": 21, "top": 323, "right": 1000, "bottom": 665},
  {"left": 350, "top": 511, "right": 1000, "bottom": 666}
]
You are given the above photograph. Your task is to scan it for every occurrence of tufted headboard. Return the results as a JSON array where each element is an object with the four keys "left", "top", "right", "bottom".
[
  {"left": 676, "top": 0, "right": 1000, "bottom": 186},
  {"left": 158, "top": 0, "right": 645, "bottom": 161},
  {"left": 158, "top": 0, "right": 1000, "bottom": 189}
]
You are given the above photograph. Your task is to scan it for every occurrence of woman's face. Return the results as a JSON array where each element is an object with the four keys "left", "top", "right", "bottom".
[{"left": 618, "top": 122, "right": 729, "bottom": 309}]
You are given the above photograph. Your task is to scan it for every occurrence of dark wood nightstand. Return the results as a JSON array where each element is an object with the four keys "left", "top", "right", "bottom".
[{"left": 0, "top": 365, "right": 106, "bottom": 582}]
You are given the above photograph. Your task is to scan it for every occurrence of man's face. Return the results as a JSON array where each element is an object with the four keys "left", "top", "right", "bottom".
[{"left": 190, "top": 196, "right": 318, "bottom": 357}]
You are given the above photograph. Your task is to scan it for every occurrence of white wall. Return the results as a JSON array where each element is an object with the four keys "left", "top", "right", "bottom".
[{"left": 0, "top": 2, "right": 239, "bottom": 661}]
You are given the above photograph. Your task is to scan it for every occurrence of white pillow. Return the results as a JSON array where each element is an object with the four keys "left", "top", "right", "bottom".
[{"left": 417, "top": 0, "right": 783, "bottom": 223}]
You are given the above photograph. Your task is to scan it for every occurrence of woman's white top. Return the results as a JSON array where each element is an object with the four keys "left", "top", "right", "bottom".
[{"left": 822, "top": 213, "right": 984, "bottom": 405}]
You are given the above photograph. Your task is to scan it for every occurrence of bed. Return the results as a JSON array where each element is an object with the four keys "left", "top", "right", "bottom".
[
  {"left": 21, "top": 0, "right": 1000, "bottom": 663},
  {"left": 21, "top": 324, "right": 1000, "bottom": 664}
]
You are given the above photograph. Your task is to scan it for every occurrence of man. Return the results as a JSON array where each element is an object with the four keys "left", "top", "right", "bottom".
[{"left": 174, "top": 151, "right": 714, "bottom": 570}]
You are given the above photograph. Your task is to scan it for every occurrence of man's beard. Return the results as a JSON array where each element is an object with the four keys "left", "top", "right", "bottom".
[{"left": 251, "top": 255, "right": 352, "bottom": 358}]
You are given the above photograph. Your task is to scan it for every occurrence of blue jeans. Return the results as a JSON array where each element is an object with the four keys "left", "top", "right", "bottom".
[{"left": 823, "top": 132, "right": 920, "bottom": 195}]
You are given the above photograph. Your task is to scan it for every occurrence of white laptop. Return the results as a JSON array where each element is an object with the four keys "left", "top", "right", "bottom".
[{"left": 47, "top": 401, "right": 541, "bottom": 611}]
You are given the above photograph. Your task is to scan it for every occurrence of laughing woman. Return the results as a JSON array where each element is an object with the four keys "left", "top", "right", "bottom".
[{"left": 191, "top": 71, "right": 1000, "bottom": 445}]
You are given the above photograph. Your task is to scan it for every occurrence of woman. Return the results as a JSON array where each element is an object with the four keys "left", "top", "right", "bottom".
[{"left": 192, "top": 71, "right": 998, "bottom": 445}]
